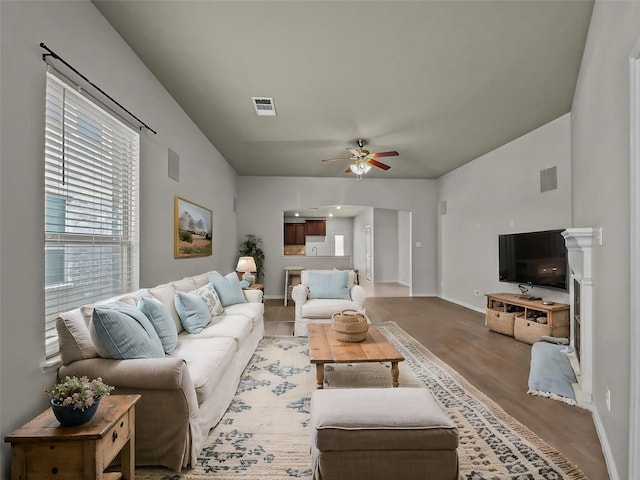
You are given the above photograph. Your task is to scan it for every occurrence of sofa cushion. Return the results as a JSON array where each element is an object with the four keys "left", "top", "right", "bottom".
[
  {"left": 171, "top": 336, "right": 236, "bottom": 406},
  {"left": 180, "top": 315, "right": 253, "bottom": 349},
  {"left": 191, "top": 273, "right": 210, "bottom": 289},
  {"left": 56, "top": 309, "right": 100, "bottom": 364},
  {"left": 90, "top": 302, "right": 165, "bottom": 359},
  {"left": 224, "top": 302, "right": 265, "bottom": 328},
  {"left": 138, "top": 296, "right": 179, "bottom": 354},
  {"left": 307, "top": 271, "right": 351, "bottom": 300},
  {"left": 174, "top": 291, "right": 211, "bottom": 334},
  {"left": 172, "top": 277, "right": 197, "bottom": 292},
  {"left": 208, "top": 271, "right": 247, "bottom": 307},
  {"left": 194, "top": 283, "right": 224, "bottom": 317},
  {"left": 302, "top": 299, "right": 363, "bottom": 319},
  {"left": 148, "top": 283, "right": 183, "bottom": 333}
]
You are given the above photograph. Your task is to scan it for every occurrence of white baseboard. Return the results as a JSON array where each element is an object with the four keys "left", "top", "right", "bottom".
[
  {"left": 439, "top": 294, "right": 485, "bottom": 314},
  {"left": 591, "top": 406, "right": 621, "bottom": 480},
  {"left": 264, "top": 294, "right": 283, "bottom": 301}
]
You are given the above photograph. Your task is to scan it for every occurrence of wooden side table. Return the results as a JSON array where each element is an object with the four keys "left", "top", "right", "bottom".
[{"left": 5, "top": 394, "right": 140, "bottom": 480}]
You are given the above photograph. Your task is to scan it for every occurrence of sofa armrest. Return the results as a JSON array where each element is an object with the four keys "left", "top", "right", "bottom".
[
  {"left": 292, "top": 283, "right": 308, "bottom": 303},
  {"left": 59, "top": 356, "right": 193, "bottom": 391},
  {"left": 350, "top": 284, "right": 367, "bottom": 309},
  {"left": 243, "top": 289, "right": 263, "bottom": 303},
  {"left": 292, "top": 284, "right": 309, "bottom": 320}
]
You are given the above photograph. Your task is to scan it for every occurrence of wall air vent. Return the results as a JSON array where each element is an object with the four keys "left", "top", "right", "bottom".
[
  {"left": 540, "top": 166, "right": 558, "bottom": 192},
  {"left": 251, "top": 97, "right": 277, "bottom": 116}
]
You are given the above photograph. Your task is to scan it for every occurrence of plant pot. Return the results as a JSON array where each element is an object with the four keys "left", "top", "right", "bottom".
[{"left": 51, "top": 398, "right": 100, "bottom": 427}]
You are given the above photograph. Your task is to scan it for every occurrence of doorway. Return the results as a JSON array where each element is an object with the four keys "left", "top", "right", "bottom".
[{"left": 364, "top": 224, "right": 372, "bottom": 281}]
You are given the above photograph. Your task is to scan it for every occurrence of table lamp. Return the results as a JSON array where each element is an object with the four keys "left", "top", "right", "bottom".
[{"left": 236, "top": 256, "right": 257, "bottom": 285}]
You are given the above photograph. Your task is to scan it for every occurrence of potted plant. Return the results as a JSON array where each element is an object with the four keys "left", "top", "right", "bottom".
[
  {"left": 45, "top": 376, "right": 114, "bottom": 426},
  {"left": 238, "top": 234, "right": 265, "bottom": 282}
]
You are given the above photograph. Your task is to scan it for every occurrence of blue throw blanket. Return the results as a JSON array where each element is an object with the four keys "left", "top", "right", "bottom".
[{"left": 528, "top": 341, "right": 578, "bottom": 405}]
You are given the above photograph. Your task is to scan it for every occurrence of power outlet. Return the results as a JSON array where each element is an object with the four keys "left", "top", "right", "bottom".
[
  {"left": 473, "top": 290, "right": 481, "bottom": 296},
  {"left": 606, "top": 386, "right": 611, "bottom": 412}
]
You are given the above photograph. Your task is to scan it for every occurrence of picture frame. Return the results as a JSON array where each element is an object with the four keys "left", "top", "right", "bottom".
[{"left": 174, "top": 196, "right": 213, "bottom": 258}]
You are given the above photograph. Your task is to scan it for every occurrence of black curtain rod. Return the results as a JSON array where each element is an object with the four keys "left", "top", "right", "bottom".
[{"left": 40, "top": 42, "right": 157, "bottom": 135}]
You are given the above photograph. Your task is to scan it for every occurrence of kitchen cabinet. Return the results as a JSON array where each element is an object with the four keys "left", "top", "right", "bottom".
[
  {"left": 305, "top": 219, "right": 326, "bottom": 236},
  {"left": 284, "top": 223, "right": 306, "bottom": 245}
]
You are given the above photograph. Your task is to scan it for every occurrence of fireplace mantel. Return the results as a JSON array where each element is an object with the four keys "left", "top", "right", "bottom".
[{"left": 562, "top": 227, "right": 595, "bottom": 407}]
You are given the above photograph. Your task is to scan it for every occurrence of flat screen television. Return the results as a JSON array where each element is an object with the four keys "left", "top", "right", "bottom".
[{"left": 498, "top": 229, "right": 568, "bottom": 292}]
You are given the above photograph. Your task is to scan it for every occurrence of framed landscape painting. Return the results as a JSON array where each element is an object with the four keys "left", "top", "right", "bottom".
[{"left": 174, "top": 196, "right": 213, "bottom": 258}]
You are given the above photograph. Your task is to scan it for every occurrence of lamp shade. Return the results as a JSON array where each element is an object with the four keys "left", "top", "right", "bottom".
[
  {"left": 349, "top": 161, "right": 372, "bottom": 175},
  {"left": 236, "top": 256, "right": 257, "bottom": 273}
]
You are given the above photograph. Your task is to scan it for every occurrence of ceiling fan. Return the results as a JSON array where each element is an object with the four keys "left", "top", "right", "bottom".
[{"left": 322, "top": 139, "right": 399, "bottom": 176}]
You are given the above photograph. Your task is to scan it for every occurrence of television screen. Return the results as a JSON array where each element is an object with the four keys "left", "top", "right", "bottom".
[{"left": 498, "top": 229, "right": 568, "bottom": 291}]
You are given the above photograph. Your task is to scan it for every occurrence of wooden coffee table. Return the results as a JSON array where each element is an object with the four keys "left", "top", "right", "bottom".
[{"left": 308, "top": 323, "right": 404, "bottom": 389}]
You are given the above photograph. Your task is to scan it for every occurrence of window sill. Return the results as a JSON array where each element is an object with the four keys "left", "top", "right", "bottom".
[{"left": 41, "top": 356, "right": 61, "bottom": 374}]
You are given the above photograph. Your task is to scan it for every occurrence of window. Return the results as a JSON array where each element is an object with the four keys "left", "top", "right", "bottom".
[
  {"left": 334, "top": 234, "right": 345, "bottom": 257},
  {"left": 44, "top": 71, "right": 140, "bottom": 360}
]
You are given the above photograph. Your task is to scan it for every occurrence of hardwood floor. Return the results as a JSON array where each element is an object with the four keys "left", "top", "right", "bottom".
[{"left": 263, "top": 296, "right": 609, "bottom": 480}]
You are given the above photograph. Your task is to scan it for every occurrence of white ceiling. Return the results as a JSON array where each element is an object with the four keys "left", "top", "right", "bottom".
[{"left": 93, "top": 0, "right": 594, "bottom": 180}]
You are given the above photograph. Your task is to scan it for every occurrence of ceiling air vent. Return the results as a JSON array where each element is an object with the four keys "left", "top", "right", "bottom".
[{"left": 251, "top": 97, "right": 277, "bottom": 117}]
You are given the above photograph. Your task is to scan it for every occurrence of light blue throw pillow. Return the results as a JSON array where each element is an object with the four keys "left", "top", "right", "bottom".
[
  {"left": 194, "top": 283, "right": 224, "bottom": 317},
  {"left": 138, "top": 297, "right": 178, "bottom": 354},
  {"left": 308, "top": 271, "right": 351, "bottom": 300},
  {"left": 174, "top": 291, "right": 211, "bottom": 334},
  {"left": 91, "top": 302, "right": 165, "bottom": 359},
  {"left": 208, "top": 271, "right": 247, "bottom": 307}
]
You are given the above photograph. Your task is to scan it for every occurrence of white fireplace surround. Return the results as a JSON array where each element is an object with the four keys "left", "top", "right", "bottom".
[{"left": 562, "top": 227, "right": 595, "bottom": 407}]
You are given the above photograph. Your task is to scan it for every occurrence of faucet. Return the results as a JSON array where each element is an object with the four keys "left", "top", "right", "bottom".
[{"left": 311, "top": 247, "right": 318, "bottom": 256}]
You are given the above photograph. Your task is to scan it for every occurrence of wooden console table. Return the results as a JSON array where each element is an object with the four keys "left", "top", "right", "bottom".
[
  {"left": 5, "top": 394, "right": 140, "bottom": 480},
  {"left": 485, "top": 293, "right": 570, "bottom": 344},
  {"left": 284, "top": 267, "right": 303, "bottom": 306}
]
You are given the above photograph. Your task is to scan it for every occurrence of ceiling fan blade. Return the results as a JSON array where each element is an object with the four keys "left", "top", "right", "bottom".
[
  {"left": 370, "top": 150, "right": 399, "bottom": 158},
  {"left": 347, "top": 148, "right": 360, "bottom": 156},
  {"left": 345, "top": 166, "right": 353, "bottom": 173},
  {"left": 368, "top": 159, "right": 391, "bottom": 170},
  {"left": 322, "top": 157, "right": 352, "bottom": 163}
]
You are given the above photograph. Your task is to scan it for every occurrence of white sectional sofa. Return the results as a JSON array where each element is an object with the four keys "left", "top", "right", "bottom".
[{"left": 55, "top": 271, "right": 264, "bottom": 471}]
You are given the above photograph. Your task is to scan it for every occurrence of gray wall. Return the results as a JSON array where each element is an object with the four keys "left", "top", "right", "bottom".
[
  {"left": 398, "top": 211, "right": 412, "bottom": 287},
  {"left": 571, "top": 2, "right": 640, "bottom": 477},
  {"left": 353, "top": 208, "right": 374, "bottom": 280},
  {"left": 373, "top": 208, "right": 399, "bottom": 282},
  {"left": 237, "top": 176, "right": 438, "bottom": 297},
  {"left": 305, "top": 217, "right": 353, "bottom": 257},
  {"left": 437, "top": 114, "right": 573, "bottom": 311},
  {"left": 0, "top": 1, "right": 239, "bottom": 474}
]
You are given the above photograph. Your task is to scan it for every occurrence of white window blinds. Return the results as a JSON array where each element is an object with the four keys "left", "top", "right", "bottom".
[{"left": 44, "top": 71, "right": 140, "bottom": 360}]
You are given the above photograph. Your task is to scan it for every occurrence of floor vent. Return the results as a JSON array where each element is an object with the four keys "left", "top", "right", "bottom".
[{"left": 251, "top": 97, "right": 277, "bottom": 116}]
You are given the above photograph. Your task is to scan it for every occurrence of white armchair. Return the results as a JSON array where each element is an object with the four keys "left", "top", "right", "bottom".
[{"left": 291, "top": 269, "right": 367, "bottom": 336}]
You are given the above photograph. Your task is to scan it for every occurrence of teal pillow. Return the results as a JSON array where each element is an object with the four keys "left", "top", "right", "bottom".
[
  {"left": 175, "top": 291, "right": 211, "bottom": 334},
  {"left": 208, "top": 271, "right": 247, "bottom": 307},
  {"left": 91, "top": 302, "right": 165, "bottom": 359},
  {"left": 308, "top": 271, "right": 351, "bottom": 300},
  {"left": 138, "top": 297, "right": 178, "bottom": 354}
]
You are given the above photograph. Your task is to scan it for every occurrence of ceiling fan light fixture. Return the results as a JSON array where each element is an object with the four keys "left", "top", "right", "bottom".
[{"left": 349, "top": 161, "right": 372, "bottom": 176}]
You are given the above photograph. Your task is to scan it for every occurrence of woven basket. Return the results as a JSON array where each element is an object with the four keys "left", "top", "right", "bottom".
[
  {"left": 514, "top": 314, "right": 552, "bottom": 344},
  {"left": 331, "top": 310, "right": 369, "bottom": 342},
  {"left": 486, "top": 307, "right": 517, "bottom": 337}
]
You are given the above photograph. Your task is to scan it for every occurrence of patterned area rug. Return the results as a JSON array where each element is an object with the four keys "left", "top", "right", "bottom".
[{"left": 136, "top": 322, "right": 588, "bottom": 480}]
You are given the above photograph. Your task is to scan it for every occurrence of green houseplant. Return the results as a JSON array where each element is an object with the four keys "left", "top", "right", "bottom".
[
  {"left": 238, "top": 234, "right": 265, "bottom": 282},
  {"left": 45, "top": 376, "right": 114, "bottom": 426}
]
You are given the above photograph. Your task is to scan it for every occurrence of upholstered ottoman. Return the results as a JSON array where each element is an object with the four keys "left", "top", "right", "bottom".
[{"left": 310, "top": 387, "right": 459, "bottom": 480}]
